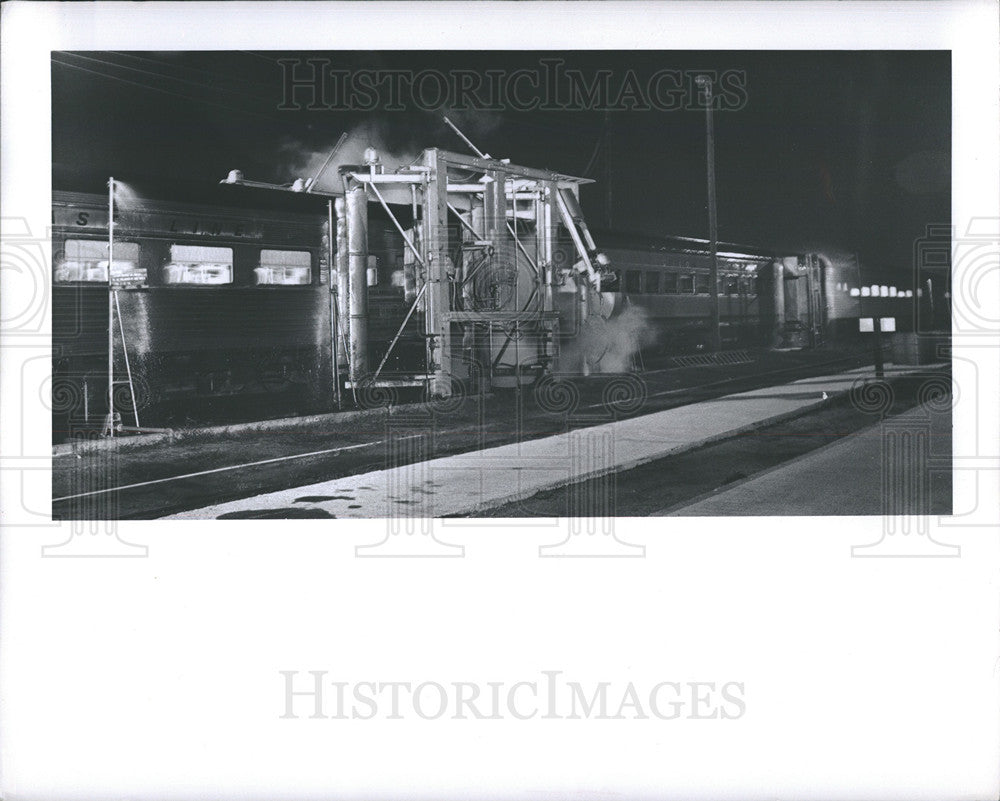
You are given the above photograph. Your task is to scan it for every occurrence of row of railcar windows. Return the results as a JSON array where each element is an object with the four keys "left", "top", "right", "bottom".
[
  {"left": 618, "top": 269, "right": 759, "bottom": 296},
  {"left": 53, "top": 240, "right": 312, "bottom": 285}
]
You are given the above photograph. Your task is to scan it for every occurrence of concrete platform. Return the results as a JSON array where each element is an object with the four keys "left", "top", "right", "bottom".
[
  {"left": 659, "top": 404, "right": 951, "bottom": 516},
  {"left": 163, "top": 363, "right": 944, "bottom": 519}
]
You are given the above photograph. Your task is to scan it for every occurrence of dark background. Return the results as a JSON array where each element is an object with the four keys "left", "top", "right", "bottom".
[{"left": 52, "top": 50, "right": 950, "bottom": 283}]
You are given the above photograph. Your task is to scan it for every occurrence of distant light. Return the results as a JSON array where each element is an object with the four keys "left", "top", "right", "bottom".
[
  {"left": 880, "top": 317, "right": 896, "bottom": 332},
  {"left": 859, "top": 317, "right": 874, "bottom": 332},
  {"left": 880, "top": 285, "right": 889, "bottom": 297},
  {"left": 870, "top": 284, "right": 879, "bottom": 296},
  {"left": 889, "top": 286, "right": 897, "bottom": 297},
  {"left": 849, "top": 287, "right": 861, "bottom": 297},
  {"left": 224, "top": 169, "right": 243, "bottom": 184},
  {"left": 904, "top": 290, "right": 913, "bottom": 298},
  {"left": 861, "top": 287, "right": 871, "bottom": 297}
]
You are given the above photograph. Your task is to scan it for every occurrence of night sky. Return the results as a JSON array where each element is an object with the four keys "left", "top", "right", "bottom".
[{"left": 52, "top": 50, "right": 950, "bottom": 283}]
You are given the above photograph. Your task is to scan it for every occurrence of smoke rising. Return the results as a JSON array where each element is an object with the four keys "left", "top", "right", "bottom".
[
  {"left": 565, "top": 303, "right": 657, "bottom": 374},
  {"left": 278, "top": 119, "right": 423, "bottom": 194},
  {"left": 278, "top": 108, "right": 508, "bottom": 194}
]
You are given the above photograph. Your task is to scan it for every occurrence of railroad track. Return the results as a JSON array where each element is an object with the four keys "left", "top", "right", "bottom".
[{"left": 53, "top": 348, "right": 904, "bottom": 519}]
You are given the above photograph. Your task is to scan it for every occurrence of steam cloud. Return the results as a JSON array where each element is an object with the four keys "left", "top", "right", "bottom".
[
  {"left": 278, "top": 109, "right": 507, "bottom": 193},
  {"left": 567, "top": 303, "right": 657, "bottom": 374},
  {"left": 278, "top": 120, "right": 423, "bottom": 194}
]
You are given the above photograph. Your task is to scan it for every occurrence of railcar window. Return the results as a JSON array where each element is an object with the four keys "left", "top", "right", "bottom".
[
  {"left": 661, "top": 272, "right": 678, "bottom": 293},
  {"left": 724, "top": 275, "right": 740, "bottom": 295},
  {"left": 55, "top": 240, "right": 144, "bottom": 283},
  {"left": 625, "top": 270, "right": 642, "bottom": 293},
  {"left": 254, "top": 249, "right": 312, "bottom": 285},
  {"left": 677, "top": 273, "right": 694, "bottom": 294},
  {"left": 743, "top": 275, "right": 758, "bottom": 295},
  {"left": 163, "top": 245, "right": 233, "bottom": 285},
  {"left": 695, "top": 273, "right": 711, "bottom": 294},
  {"left": 644, "top": 271, "right": 661, "bottom": 294}
]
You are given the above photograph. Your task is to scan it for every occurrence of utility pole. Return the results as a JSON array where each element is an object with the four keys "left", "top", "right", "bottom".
[
  {"left": 696, "top": 76, "right": 722, "bottom": 352},
  {"left": 604, "top": 110, "right": 613, "bottom": 230},
  {"left": 855, "top": 253, "right": 885, "bottom": 380},
  {"left": 106, "top": 176, "right": 116, "bottom": 437}
]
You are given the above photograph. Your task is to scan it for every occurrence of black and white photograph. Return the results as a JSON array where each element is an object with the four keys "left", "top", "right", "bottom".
[
  {"left": 1, "top": 2, "right": 998, "bottom": 800},
  {"left": 50, "top": 47, "right": 953, "bottom": 520}
]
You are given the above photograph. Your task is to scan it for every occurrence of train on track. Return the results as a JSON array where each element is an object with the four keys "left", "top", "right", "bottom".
[{"left": 51, "top": 184, "right": 921, "bottom": 440}]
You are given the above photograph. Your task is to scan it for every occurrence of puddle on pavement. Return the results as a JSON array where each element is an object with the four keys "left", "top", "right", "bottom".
[{"left": 217, "top": 508, "right": 335, "bottom": 519}]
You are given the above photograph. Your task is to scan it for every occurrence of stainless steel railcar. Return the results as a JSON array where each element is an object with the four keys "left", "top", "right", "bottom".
[
  {"left": 52, "top": 191, "right": 338, "bottom": 438},
  {"left": 585, "top": 231, "right": 917, "bottom": 356},
  {"left": 52, "top": 190, "right": 434, "bottom": 440}
]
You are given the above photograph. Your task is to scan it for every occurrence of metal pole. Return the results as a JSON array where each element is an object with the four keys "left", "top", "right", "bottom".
[
  {"left": 442, "top": 116, "right": 488, "bottom": 160},
  {"left": 107, "top": 177, "right": 115, "bottom": 437},
  {"left": 604, "top": 110, "right": 613, "bottom": 229},
  {"left": 506, "top": 222, "right": 539, "bottom": 279},
  {"left": 697, "top": 76, "right": 722, "bottom": 352},
  {"left": 307, "top": 132, "right": 348, "bottom": 192},
  {"left": 856, "top": 253, "right": 885, "bottom": 380},
  {"left": 423, "top": 150, "right": 452, "bottom": 397},
  {"left": 447, "top": 201, "right": 481, "bottom": 240},
  {"left": 367, "top": 180, "right": 427, "bottom": 268},
  {"left": 346, "top": 183, "right": 369, "bottom": 383},
  {"left": 328, "top": 199, "right": 342, "bottom": 409},
  {"left": 373, "top": 283, "right": 428, "bottom": 382},
  {"left": 335, "top": 196, "right": 350, "bottom": 370}
]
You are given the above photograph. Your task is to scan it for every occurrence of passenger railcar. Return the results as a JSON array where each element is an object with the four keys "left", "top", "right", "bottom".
[
  {"left": 52, "top": 191, "right": 336, "bottom": 438},
  {"left": 52, "top": 190, "right": 429, "bottom": 440},
  {"left": 583, "top": 231, "right": 917, "bottom": 356}
]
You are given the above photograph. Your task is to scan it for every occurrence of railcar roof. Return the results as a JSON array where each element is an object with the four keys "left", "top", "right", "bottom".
[
  {"left": 52, "top": 187, "right": 416, "bottom": 228},
  {"left": 590, "top": 228, "right": 789, "bottom": 260},
  {"left": 53, "top": 172, "right": 334, "bottom": 216}
]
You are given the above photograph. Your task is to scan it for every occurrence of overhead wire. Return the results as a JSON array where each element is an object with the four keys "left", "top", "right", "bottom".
[
  {"left": 51, "top": 56, "right": 279, "bottom": 122},
  {"left": 108, "top": 51, "right": 272, "bottom": 90},
  {"left": 59, "top": 52, "right": 267, "bottom": 103}
]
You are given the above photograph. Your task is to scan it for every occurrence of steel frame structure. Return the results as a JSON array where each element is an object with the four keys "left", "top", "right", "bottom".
[{"left": 339, "top": 147, "right": 610, "bottom": 397}]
